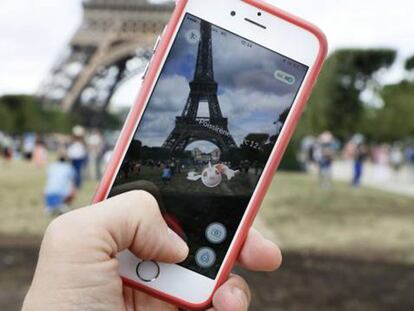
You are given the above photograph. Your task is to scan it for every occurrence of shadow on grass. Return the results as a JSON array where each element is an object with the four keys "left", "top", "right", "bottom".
[{"left": 1, "top": 243, "right": 413, "bottom": 311}]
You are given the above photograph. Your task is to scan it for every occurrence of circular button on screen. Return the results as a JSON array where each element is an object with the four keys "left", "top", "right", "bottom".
[
  {"left": 195, "top": 247, "right": 216, "bottom": 268},
  {"left": 206, "top": 223, "right": 227, "bottom": 244},
  {"left": 136, "top": 261, "right": 160, "bottom": 282}
]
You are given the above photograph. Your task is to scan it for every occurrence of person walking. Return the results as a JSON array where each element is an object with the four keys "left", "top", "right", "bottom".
[
  {"left": 33, "top": 138, "right": 48, "bottom": 168},
  {"left": 316, "top": 131, "right": 335, "bottom": 188},
  {"left": 1, "top": 134, "right": 13, "bottom": 164},
  {"left": 162, "top": 164, "right": 173, "bottom": 185},
  {"left": 67, "top": 126, "right": 88, "bottom": 189},
  {"left": 352, "top": 135, "right": 368, "bottom": 187},
  {"left": 22, "top": 133, "right": 36, "bottom": 160},
  {"left": 405, "top": 143, "right": 414, "bottom": 182},
  {"left": 390, "top": 143, "right": 404, "bottom": 174},
  {"left": 86, "top": 129, "right": 104, "bottom": 180}
]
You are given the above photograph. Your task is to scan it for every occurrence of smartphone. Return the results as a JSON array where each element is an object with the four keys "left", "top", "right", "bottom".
[{"left": 94, "top": 0, "right": 327, "bottom": 309}]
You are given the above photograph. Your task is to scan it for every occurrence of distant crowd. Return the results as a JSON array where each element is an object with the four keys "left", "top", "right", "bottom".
[
  {"left": 0, "top": 127, "right": 117, "bottom": 215},
  {"left": 2, "top": 128, "right": 414, "bottom": 212},
  {"left": 299, "top": 132, "right": 414, "bottom": 188}
]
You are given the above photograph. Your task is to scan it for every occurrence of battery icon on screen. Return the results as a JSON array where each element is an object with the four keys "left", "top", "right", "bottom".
[{"left": 274, "top": 70, "right": 296, "bottom": 85}]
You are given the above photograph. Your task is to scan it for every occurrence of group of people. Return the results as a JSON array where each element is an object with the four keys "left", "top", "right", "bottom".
[
  {"left": 45, "top": 127, "right": 114, "bottom": 214},
  {"left": 0, "top": 127, "right": 112, "bottom": 215},
  {"left": 300, "top": 132, "right": 414, "bottom": 188},
  {"left": 0, "top": 132, "right": 47, "bottom": 165},
  {"left": 299, "top": 131, "right": 339, "bottom": 188}
]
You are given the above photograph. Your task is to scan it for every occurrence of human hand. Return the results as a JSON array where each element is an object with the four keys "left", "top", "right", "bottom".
[{"left": 22, "top": 191, "right": 282, "bottom": 311}]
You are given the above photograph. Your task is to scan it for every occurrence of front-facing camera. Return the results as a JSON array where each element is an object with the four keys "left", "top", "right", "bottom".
[{"left": 231, "top": 11, "right": 236, "bottom": 16}]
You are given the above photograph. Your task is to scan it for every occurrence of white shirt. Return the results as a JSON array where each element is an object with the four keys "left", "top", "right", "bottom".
[
  {"left": 45, "top": 162, "right": 75, "bottom": 196},
  {"left": 67, "top": 141, "right": 87, "bottom": 160}
]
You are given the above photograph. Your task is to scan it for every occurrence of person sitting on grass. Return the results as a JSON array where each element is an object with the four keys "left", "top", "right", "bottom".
[{"left": 44, "top": 151, "right": 76, "bottom": 215}]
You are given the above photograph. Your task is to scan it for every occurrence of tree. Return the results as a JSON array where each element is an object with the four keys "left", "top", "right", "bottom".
[
  {"left": 299, "top": 49, "right": 397, "bottom": 141},
  {"left": 0, "top": 95, "right": 43, "bottom": 133},
  {"left": 406, "top": 55, "right": 414, "bottom": 71},
  {"left": 0, "top": 95, "right": 75, "bottom": 134},
  {"left": 360, "top": 81, "right": 414, "bottom": 141},
  {"left": 0, "top": 103, "right": 13, "bottom": 132}
]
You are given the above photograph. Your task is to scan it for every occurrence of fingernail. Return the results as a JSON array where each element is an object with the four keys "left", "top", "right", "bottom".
[
  {"left": 168, "top": 228, "right": 189, "bottom": 257},
  {"left": 231, "top": 287, "right": 248, "bottom": 309}
]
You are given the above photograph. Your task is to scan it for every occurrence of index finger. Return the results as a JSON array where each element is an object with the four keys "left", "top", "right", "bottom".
[{"left": 237, "top": 228, "right": 282, "bottom": 271}]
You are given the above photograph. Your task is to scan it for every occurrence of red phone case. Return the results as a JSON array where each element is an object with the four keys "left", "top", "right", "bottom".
[{"left": 93, "top": 0, "right": 328, "bottom": 309}]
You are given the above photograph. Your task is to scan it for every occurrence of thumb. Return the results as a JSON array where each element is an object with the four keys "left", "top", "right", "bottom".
[{"left": 47, "top": 190, "right": 189, "bottom": 264}]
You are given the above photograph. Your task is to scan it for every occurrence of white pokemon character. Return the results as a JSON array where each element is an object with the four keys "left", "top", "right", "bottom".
[{"left": 187, "top": 162, "right": 239, "bottom": 188}]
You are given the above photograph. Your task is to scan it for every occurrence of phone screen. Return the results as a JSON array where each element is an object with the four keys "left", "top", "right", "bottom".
[{"left": 109, "top": 14, "right": 308, "bottom": 279}]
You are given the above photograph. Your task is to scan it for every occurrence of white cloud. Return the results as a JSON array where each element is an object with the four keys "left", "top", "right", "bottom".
[
  {"left": 219, "top": 88, "right": 292, "bottom": 144},
  {"left": 268, "top": 0, "right": 414, "bottom": 53},
  {"left": 134, "top": 73, "right": 294, "bottom": 147},
  {"left": 220, "top": 88, "right": 291, "bottom": 117},
  {"left": 149, "top": 74, "right": 190, "bottom": 112},
  {"left": 135, "top": 74, "right": 189, "bottom": 146},
  {"left": 0, "top": 0, "right": 82, "bottom": 95},
  {"left": 0, "top": 0, "right": 413, "bottom": 97}
]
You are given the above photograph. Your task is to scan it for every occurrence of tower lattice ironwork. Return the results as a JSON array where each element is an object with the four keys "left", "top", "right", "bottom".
[
  {"left": 37, "top": 0, "right": 173, "bottom": 126},
  {"left": 163, "top": 21, "right": 237, "bottom": 152}
]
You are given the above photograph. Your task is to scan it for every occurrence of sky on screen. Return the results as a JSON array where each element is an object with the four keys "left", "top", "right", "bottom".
[{"left": 134, "top": 15, "right": 307, "bottom": 147}]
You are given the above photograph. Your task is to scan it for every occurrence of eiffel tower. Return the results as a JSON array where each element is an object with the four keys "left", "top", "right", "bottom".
[
  {"left": 162, "top": 21, "right": 237, "bottom": 152},
  {"left": 37, "top": 0, "right": 173, "bottom": 126}
]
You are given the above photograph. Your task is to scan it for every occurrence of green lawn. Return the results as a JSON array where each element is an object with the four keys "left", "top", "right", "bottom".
[
  {"left": 262, "top": 173, "right": 414, "bottom": 264},
  {"left": 0, "top": 160, "right": 97, "bottom": 238},
  {"left": 1, "top": 160, "right": 414, "bottom": 264}
]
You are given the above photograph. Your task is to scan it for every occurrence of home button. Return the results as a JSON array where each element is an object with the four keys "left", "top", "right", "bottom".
[{"left": 136, "top": 261, "right": 160, "bottom": 282}]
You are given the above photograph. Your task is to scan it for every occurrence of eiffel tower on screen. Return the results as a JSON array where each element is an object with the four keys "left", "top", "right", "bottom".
[{"left": 163, "top": 20, "right": 237, "bottom": 152}]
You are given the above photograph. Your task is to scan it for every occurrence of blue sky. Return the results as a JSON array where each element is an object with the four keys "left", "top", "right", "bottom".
[{"left": 135, "top": 15, "right": 307, "bottom": 148}]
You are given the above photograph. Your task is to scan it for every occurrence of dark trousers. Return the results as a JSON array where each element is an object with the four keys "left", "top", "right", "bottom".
[
  {"left": 72, "top": 159, "right": 84, "bottom": 188},
  {"left": 353, "top": 160, "right": 363, "bottom": 186}
]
